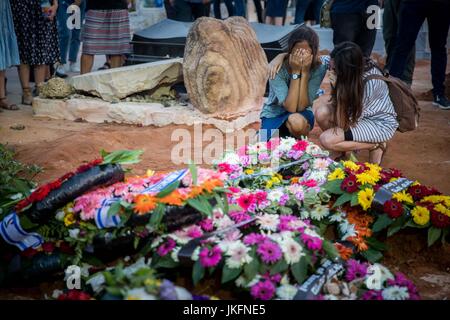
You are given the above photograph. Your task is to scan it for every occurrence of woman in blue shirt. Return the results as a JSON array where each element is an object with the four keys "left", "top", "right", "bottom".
[{"left": 259, "top": 26, "right": 328, "bottom": 142}]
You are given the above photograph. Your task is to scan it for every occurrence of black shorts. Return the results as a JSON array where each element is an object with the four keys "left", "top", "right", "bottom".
[{"left": 344, "top": 129, "right": 353, "bottom": 141}]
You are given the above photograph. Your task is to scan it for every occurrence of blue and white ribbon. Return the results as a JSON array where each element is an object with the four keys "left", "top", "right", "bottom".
[
  {"left": 0, "top": 212, "right": 44, "bottom": 251},
  {"left": 95, "top": 169, "right": 189, "bottom": 229},
  {"left": 95, "top": 198, "right": 122, "bottom": 229}
]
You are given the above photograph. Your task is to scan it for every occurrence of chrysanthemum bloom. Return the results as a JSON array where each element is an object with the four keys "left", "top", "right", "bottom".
[
  {"left": 257, "top": 240, "right": 282, "bottom": 264},
  {"left": 237, "top": 194, "right": 257, "bottom": 212},
  {"left": 243, "top": 233, "right": 267, "bottom": 245},
  {"left": 199, "top": 218, "right": 214, "bottom": 232},
  {"left": 300, "top": 232, "right": 323, "bottom": 251},
  {"left": 345, "top": 259, "right": 368, "bottom": 281},
  {"left": 383, "top": 200, "right": 404, "bottom": 219},
  {"left": 361, "top": 290, "right": 383, "bottom": 300},
  {"left": 408, "top": 185, "right": 432, "bottom": 201},
  {"left": 199, "top": 246, "right": 222, "bottom": 268},
  {"left": 328, "top": 168, "right": 345, "bottom": 181},
  {"left": 133, "top": 194, "right": 157, "bottom": 215},
  {"left": 157, "top": 238, "right": 176, "bottom": 256},
  {"left": 387, "top": 273, "right": 419, "bottom": 297},
  {"left": 411, "top": 206, "right": 430, "bottom": 225},
  {"left": 430, "top": 211, "right": 450, "bottom": 228},
  {"left": 358, "top": 188, "right": 374, "bottom": 211},
  {"left": 341, "top": 175, "right": 359, "bottom": 193},
  {"left": 292, "top": 140, "right": 309, "bottom": 152},
  {"left": 250, "top": 280, "right": 276, "bottom": 300}
]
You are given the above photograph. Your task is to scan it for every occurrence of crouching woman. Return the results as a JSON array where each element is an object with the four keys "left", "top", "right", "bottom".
[
  {"left": 315, "top": 41, "right": 398, "bottom": 165},
  {"left": 259, "top": 26, "right": 328, "bottom": 142}
]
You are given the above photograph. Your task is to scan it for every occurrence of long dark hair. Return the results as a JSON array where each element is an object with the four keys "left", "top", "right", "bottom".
[
  {"left": 330, "top": 42, "right": 371, "bottom": 130},
  {"left": 285, "top": 26, "right": 321, "bottom": 70}
]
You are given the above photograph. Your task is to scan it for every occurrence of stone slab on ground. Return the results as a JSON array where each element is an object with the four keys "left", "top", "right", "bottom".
[
  {"left": 32, "top": 97, "right": 260, "bottom": 132},
  {"left": 69, "top": 58, "right": 183, "bottom": 102}
]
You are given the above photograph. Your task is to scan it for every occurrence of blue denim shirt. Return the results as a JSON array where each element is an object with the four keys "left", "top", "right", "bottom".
[{"left": 260, "top": 55, "right": 329, "bottom": 119}]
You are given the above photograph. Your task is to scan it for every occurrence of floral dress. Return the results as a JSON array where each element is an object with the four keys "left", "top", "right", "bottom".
[{"left": 10, "top": 0, "right": 60, "bottom": 65}]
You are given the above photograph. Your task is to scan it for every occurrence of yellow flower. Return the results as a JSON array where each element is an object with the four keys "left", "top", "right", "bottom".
[
  {"left": 422, "top": 195, "right": 450, "bottom": 206},
  {"left": 144, "top": 278, "right": 161, "bottom": 287},
  {"left": 356, "top": 172, "right": 379, "bottom": 185},
  {"left": 342, "top": 161, "right": 360, "bottom": 172},
  {"left": 328, "top": 168, "right": 345, "bottom": 181},
  {"left": 245, "top": 169, "right": 254, "bottom": 175},
  {"left": 272, "top": 176, "right": 281, "bottom": 184},
  {"left": 358, "top": 188, "right": 374, "bottom": 211},
  {"left": 411, "top": 206, "right": 430, "bottom": 225},
  {"left": 365, "top": 162, "right": 382, "bottom": 173},
  {"left": 392, "top": 190, "right": 414, "bottom": 204},
  {"left": 146, "top": 169, "right": 155, "bottom": 177},
  {"left": 434, "top": 203, "right": 450, "bottom": 217},
  {"left": 389, "top": 177, "right": 399, "bottom": 182},
  {"left": 64, "top": 212, "right": 76, "bottom": 227},
  {"left": 412, "top": 181, "right": 421, "bottom": 186}
]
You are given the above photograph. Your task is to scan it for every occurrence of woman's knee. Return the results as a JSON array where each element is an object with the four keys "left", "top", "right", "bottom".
[
  {"left": 319, "top": 130, "right": 342, "bottom": 150},
  {"left": 314, "top": 105, "right": 332, "bottom": 125},
  {"left": 287, "top": 114, "right": 309, "bottom": 137}
]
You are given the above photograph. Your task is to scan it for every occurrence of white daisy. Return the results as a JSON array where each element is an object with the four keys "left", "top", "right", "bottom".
[
  {"left": 225, "top": 241, "right": 253, "bottom": 269},
  {"left": 256, "top": 213, "right": 280, "bottom": 232},
  {"left": 279, "top": 238, "right": 305, "bottom": 265},
  {"left": 310, "top": 204, "right": 330, "bottom": 221},
  {"left": 277, "top": 137, "right": 297, "bottom": 153},
  {"left": 170, "top": 246, "right": 181, "bottom": 263},
  {"left": 329, "top": 211, "right": 345, "bottom": 223},
  {"left": 276, "top": 284, "right": 298, "bottom": 300},
  {"left": 339, "top": 220, "right": 357, "bottom": 240},
  {"left": 382, "top": 286, "right": 410, "bottom": 300},
  {"left": 268, "top": 188, "right": 285, "bottom": 203},
  {"left": 313, "top": 158, "right": 331, "bottom": 171}
]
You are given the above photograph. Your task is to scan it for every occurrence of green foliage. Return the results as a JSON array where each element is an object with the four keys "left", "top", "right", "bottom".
[
  {"left": 101, "top": 149, "right": 143, "bottom": 165},
  {"left": 372, "top": 214, "right": 393, "bottom": 233},
  {"left": 427, "top": 227, "right": 442, "bottom": 247}
]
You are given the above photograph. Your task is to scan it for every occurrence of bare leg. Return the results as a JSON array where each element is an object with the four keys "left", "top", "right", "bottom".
[
  {"left": 109, "top": 55, "right": 123, "bottom": 68},
  {"left": 286, "top": 113, "right": 310, "bottom": 139},
  {"left": 314, "top": 104, "right": 334, "bottom": 131},
  {"left": 274, "top": 17, "right": 283, "bottom": 26},
  {"left": 18, "top": 64, "right": 31, "bottom": 89},
  {"left": 0, "top": 70, "right": 6, "bottom": 98},
  {"left": 81, "top": 54, "right": 94, "bottom": 74},
  {"left": 34, "top": 65, "right": 46, "bottom": 86}
]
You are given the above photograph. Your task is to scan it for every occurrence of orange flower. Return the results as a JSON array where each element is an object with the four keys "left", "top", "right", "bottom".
[
  {"left": 159, "top": 190, "right": 185, "bottom": 206},
  {"left": 201, "top": 179, "right": 223, "bottom": 193},
  {"left": 188, "top": 186, "right": 203, "bottom": 199},
  {"left": 348, "top": 236, "right": 369, "bottom": 252},
  {"left": 291, "top": 177, "right": 299, "bottom": 184},
  {"left": 335, "top": 243, "right": 353, "bottom": 260},
  {"left": 133, "top": 194, "right": 157, "bottom": 215}
]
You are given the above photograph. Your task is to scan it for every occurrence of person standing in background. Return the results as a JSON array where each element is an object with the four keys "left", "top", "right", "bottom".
[
  {"left": 388, "top": 0, "right": 450, "bottom": 110},
  {"left": 213, "top": 0, "right": 234, "bottom": 19},
  {"left": 10, "top": 0, "right": 60, "bottom": 105},
  {"left": 56, "top": 0, "right": 86, "bottom": 77},
  {"left": 0, "top": 0, "right": 20, "bottom": 111},
  {"left": 330, "top": 0, "right": 378, "bottom": 57},
  {"left": 80, "top": 0, "right": 131, "bottom": 74},
  {"left": 234, "top": 0, "right": 246, "bottom": 17},
  {"left": 294, "top": 0, "right": 324, "bottom": 25},
  {"left": 173, "top": 0, "right": 210, "bottom": 22},
  {"left": 266, "top": 0, "right": 288, "bottom": 25}
]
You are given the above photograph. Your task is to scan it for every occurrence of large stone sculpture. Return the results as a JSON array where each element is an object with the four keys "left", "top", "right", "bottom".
[{"left": 183, "top": 17, "right": 269, "bottom": 119}]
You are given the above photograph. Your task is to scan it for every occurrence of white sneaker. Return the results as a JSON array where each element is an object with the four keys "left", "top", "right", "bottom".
[
  {"left": 55, "top": 64, "right": 68, "bottom": 78},
  {"left": 69, "top": 63, "right": 80, "bottom": 73}
]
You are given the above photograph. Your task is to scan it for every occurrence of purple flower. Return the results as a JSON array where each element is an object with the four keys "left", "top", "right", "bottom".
[
  {"left": 345, "top": 259, "right": 369, "bottom": 282},
  {"left": 257, "top": 240, "right": 282, "bottom": 264},
  {"left": 229, "top": 211, "right": 252, "bottom": 225},
  {"left": 243, "top": 233, "right": 267, "bottom": 245},
  {"left": 279, "top": 194, "right": 289, "bottom": 206},
  {"left": 199, "top": 245, "right": 222, "bottom": 268},
  {"left": 301, "top": 162, "right": 309, "bottom": 170},
  {"left": 157, "top": 238, "right": 176, "bottom": 256},
  {"left": 199, "top": 219, "right": 214, "bottom": 232},
  {"left": 262, "top": 272, "right": 282, "bottom": 284},
  {"left": 250, "top": 280, "right": 276, "bottom": 300},
  {"left": 287, "top": 149, "right": 303, "bottom": 160},
  {"left": 278, "top": 215, "right": 298, "bottom": 232},
  {"left": 361, "top": 290, "right": 383, "bottom": 300},
  {"left": 300, "top": 233, "right": 323, "bottom": 251},
  {"left": 159, "top": 279, "right": 178, "bottom": 300},
  {"left": 388, "top": 272, "right": 419, "bottom": 296}
]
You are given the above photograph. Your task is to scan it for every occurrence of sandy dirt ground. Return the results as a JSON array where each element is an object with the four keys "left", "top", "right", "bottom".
[{"left": 0, "top": 57, "right": 449, "bottom": 299}]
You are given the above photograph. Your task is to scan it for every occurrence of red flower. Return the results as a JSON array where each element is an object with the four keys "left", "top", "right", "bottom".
[
  {"left": 430, "top": 211, "right": 450, "bottom": 229},
  {"left": 42, "top": 242, "right": 55, "bottom": 253},
  {"left": 292, "top": 140, "right": 309, "bottom": 152},
  {"left": 58, "top": 242, "right": 74, "bottom": 254},
  {"left": 58, "top": 290, "right": 92, "bottom": 300},
  {"left": 21, "top": 248, "right": 38, "bottom": 259},
  {"left": 383, "top": 200, "right": 404, "bottom": 219},
  {"left": 300, "top": 179, "right": 318, "bottom": 188},
  {"left": 30, "top": 185, "right": 52, "bottom": 202},
  {"left": 341, "top": 175, "right": 359, "bottom": 193},
  {"left": 59, "top": 172, "right": 75, "bottom": 182},
  {"left": 408, "top": 185, "right": 431, "bottom": 201},
  {"left": 237, "top": 194, "right": 257, "bottom": 211},
  {"left": 75, "top": 158, "right": 103, "bottom": 174},
  {"left": 217, "top": 163, "right": 233, "bottom": 174}
]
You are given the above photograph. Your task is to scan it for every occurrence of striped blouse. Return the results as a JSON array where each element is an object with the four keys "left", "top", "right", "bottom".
[{"left": 350, "top": 67, "right": 398, "bottom": 143}]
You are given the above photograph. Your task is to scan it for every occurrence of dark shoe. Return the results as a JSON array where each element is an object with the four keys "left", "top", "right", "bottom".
[
  {"left": 98, "top": 62, "right": 111, "bottom": 71},
  {"left": 433, "top": 95, "right": 450, "bottom": 110}
]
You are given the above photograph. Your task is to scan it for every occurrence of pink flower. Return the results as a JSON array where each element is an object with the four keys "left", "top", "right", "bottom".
[
  {"left": 243, "top": 233, "right": 267, "bottom": 245},
  {"left": 229, "top": 211, "right": 252, "bottom": 226},
  {"left": 157, "top": 238, "right": 176, "bottom": 256},
  {"left": 240, "top": 155, "right": 251, "bottom": 167},
  {"left": 266, "top": 138, "right": 280, "bottom": 151},
  {"left": 278, "top": 215, "right": 298, "bottom": 232},
  {"left": 237, "top": 145, "right": 249, "bottom": 156},
  {"left": 199, "top": 246, "right": 222, "bottom": 268},
  {"left": 258, "top": 153, "right": 270, "bottom": 163},
  {"left": 292, "top": 140, "right": 309, "bottom": 152},
  {"left": 287, "top": 150, "right": 303, "bottom": 160},
  {"left": 186, "top": 225, "right": 203, "bottom": 239},
  {"left": 254, "top": 191, "right": 267, "bottom": 204},
  {"left": 199, "top": 219, "right": 214, "bottom": 232},
  {"left": 237, "top": 194, "right": 257, "bottom": 212},
  {"left": 262, "top": 272, "right": 282, "bottom": 283},
  {"left": 300, "top": 179, "right": 318, "bottom": 188},
  {"left": 217, "top": 163, "right": 233, "bottom": 174},
  {"left": 300, "top": 233, "right": 323, "bottom": 251},
  {"left": 279, "top": 194, "right": 289, "bottom": 206},
  {"left": 257, "top": 240, "right": 282, "bottom": 264},
  {"left": 250, "top": 280, "right": 276, "bottom": 300}
]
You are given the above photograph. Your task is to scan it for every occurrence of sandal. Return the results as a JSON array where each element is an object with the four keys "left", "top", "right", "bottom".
[
  {"left": 0, "top": 97, "right": 19, "bottom": 111},
  {"left": 22, "top": 87, "right": 33, "bottom": 105},
  {"left": 369, "top": 142, "right": 388, "bottom": 165}
]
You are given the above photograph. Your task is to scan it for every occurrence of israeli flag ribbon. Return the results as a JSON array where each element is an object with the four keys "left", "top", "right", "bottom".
[
  {"left": 0, "top": 212, "right": 44, "bottom": 251},
  {"left": 95, "top": 169, "right": 189, "bottom": 229},
  {"left": 95, "top": 198, "right": 122, "bottom": 229}
]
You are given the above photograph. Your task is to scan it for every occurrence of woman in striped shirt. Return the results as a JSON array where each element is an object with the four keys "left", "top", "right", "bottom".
[{"left": 315, "top": 41, "right": 398, "bottom": 164}]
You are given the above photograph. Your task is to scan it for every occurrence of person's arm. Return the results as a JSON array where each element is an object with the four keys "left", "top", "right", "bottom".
[
  {"left": 269, "top": 53, "right": 288, "bottom": 80},
  {"left": 283, "top": 52, "right": 303, "bottom": 113}
]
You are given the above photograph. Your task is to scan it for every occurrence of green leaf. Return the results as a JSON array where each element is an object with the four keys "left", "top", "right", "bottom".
[
  {"left": 189, "top": 163, "right": 198, "bottom": 186},
  {"left": 154, "top": 256, "right": 178, "bottom": 269},
  {"left": 244, "top": 251, "right": 259, "bottom": 280},
  {"left": 156, "top": 180, "right": 180, "bottom": 198},
  {"left": 365, "top": 237, "right": 388, "bottom": 251},
  {"left": 372, "top": 214, "right": 393, "bottom": 233},
  {"left": 192, "top": 262, "right": 205, "bottom": 286},
  {"left": 291, "top": 257, "right": 308, "bottom": 284},
  {"left": 350, "top": 192, "right": 359, "bottom": 207},
  {"left": 107, "top": 201, "right": 122, "bottom": 218},
  {"left": 187, "top": 198, "right": 212, "bottom": 216},
  {"left": 324, "top": 180, "right": 344, "bottom": 195},
  {"left": 149, "top": 204, "right": 164, "bottom": 228},
  {"left": 387, "top": 215, "right": 408, "bottom": 237},
  {"left": 18, "top": 215, "right": 38, "bottom": 230},
  {"left": 133, "top": 237, "right": 140, "bottom": 250},
  {"left": 322, "top": 240, "right": 339, "bottom": 260},
  {"left": 270, "top": 259, "right": 288, "bottom": 275},
  {"left": 427, "top": 227, "right": 442, "bottom": 247},
  {"left": 333, "top": 193, "right": 353, "bottom": 208},
  {"left": 360, "top": 248, "right": 383, "bottom": 263},
  {"left": 221, "top": 265, "right": 242, "bottom": 284},
  {"left": 102, "top": 149, "right": 143, "bottom": 165},
  {"left": 442, "top": 229, "right": 449, "bottom": 245}
]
